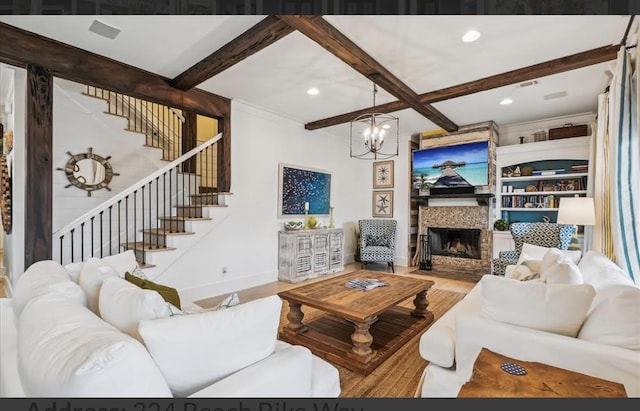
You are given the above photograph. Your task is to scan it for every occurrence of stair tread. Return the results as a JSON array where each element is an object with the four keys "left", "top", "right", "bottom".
[
  {"left": 141, "top": 229, "right": 195, "bottom": 236},
  {"left": 158, "top": 216, "right": 213, "bottom": 221},
  {"left": 121, "top": 242, "right": 177, "bottom": 252}
]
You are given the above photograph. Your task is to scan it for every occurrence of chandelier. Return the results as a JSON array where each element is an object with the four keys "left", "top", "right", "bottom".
[{"left": 350, "top": 83, "right": 399, "bottom": 160}]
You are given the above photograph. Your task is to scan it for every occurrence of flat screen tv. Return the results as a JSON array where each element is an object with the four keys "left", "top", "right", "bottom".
[{"left": 412, "top": 141, "right": 489, "bottom": 190}]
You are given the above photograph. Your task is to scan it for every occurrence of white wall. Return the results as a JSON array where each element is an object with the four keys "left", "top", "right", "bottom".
[
  {"left": 52, "top": 78, "right": 167, "bottom": 233},
  {"left": 156, "top": 100, "right": 421, "bottom": 302}
]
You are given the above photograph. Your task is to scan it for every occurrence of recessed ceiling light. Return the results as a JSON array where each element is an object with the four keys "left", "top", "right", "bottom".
[
  {"left": 500, "top": 98, "right": 513, "bottom": 105},
  {"left": 307, "top": 87, "right": 319, "bottom": 96},
  {"left": 462, "top": 29, "right": 481, "bottom": 43},
  {"left": 89, "top": 19, "right": 121, "bottom": 40}
]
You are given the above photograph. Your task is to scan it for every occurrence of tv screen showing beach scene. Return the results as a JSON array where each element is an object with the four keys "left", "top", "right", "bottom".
[{"left": 412, "top": 141, "right": 489, "bottom": 189}]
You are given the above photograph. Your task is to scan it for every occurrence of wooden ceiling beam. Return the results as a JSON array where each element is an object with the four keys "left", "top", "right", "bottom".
[
  {"left": 0, "top": 22, "right": 230, "bottom": 119},
  {"left": 305, "top": 44, "right": 619, "bottom": 130},
  {"left": 171, "top": 16, "right": 295, "bottom": 91},
  {"left": 278, "top": 15, "right": 458, "bottom": 132}
]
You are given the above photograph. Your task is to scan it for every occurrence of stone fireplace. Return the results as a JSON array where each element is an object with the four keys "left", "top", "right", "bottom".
[
  {"left": 428, "top": 227, "right": 481, "bottom": 259},
  {"left": 415, "top": 121, "right": 497, "bottom": 274}
]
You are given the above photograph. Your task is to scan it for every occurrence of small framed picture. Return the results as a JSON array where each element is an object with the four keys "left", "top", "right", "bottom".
[
  {"left": 372, "top": 190, "right": 393, "bottom": 218},
  {"left": 373, "top": 160, "right": 394, "bottom": 189}
]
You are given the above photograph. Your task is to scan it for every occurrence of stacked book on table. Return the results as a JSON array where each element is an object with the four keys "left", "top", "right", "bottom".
[{"left": 346, "top": 278, "right": 390, "bottom": 291}]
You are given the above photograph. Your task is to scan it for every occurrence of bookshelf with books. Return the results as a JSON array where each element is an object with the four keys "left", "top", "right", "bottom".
[{"left": 495, "top": 136, "right": 591, "bottom": 224}]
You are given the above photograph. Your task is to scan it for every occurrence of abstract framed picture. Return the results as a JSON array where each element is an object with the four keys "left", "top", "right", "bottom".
[
  {"left": 372, "top": 190, "right": 393, "bottom": 218},
  {"left": 373, "top": 160, "right": 394, "bottom": 189},
  {"left": 278, "top": 163, "right": 331, "bottom": 217}
]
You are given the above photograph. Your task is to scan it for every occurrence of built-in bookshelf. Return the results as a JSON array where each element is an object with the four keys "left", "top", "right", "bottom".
[{"left": 495, "top": 136, "right": 591, "bottom": 224}]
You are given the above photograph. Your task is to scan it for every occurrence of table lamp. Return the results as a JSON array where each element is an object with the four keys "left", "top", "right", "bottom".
[{"left": 557, "top": 196, "right": 596, "bottom": 250}]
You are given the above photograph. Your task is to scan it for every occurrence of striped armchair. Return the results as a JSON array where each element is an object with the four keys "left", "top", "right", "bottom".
[
  {"left": 358, "top": 219, "right": 397, "bottom": 273},
  {"left": 492, "top": 222, "right": 575, "bottom": 275}
]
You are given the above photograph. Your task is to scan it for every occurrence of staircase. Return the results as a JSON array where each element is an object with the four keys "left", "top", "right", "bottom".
[{"left": 53, "top": 87, "right": 231, "bottom": 277}]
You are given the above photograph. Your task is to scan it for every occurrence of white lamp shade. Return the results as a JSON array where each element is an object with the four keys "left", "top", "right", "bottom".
[{"left": 557, "top": 197, "right": 596, "bottom": 226}]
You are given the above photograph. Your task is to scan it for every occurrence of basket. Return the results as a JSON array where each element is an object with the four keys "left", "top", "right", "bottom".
[{"left": 520, "top": 166, "right": 534, "bottom": 176}]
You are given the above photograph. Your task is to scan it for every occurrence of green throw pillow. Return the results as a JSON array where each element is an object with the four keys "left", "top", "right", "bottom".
[{"left": 125, "top": 272, "right": 181, "bottom": 309}]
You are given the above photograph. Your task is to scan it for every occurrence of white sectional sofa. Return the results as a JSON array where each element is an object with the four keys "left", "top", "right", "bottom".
[
  {"left": 0, "top": 253, "right": 341, "bottom": 398},
  {"left": 418, "top": 249, "right": 640, "bottom": 397}
]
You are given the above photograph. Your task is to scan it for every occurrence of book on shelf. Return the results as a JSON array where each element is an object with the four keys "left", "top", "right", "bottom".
[
  {"left": 532, "top": 169, "right": 566, "bottom": 176},
  {"left": 570, "top": 165, "right": 589, "bottom": 172},
  {"left": 346, "top": 278, "right": 390, "bottom": 291}
]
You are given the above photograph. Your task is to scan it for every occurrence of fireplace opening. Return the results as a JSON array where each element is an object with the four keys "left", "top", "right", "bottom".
[{"left": 427, "top": 227, "right": 481, "bottom": 259}]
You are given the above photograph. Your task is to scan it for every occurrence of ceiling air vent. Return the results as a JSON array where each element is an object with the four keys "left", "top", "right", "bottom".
[
  {"left": 544, "top": 91, "right": 568, "bottom": 100},
  {"left": 89, "top": 19, "right": 121, "bottom": 40},
  {"left": 517, "top": 80, "right": 539, "bottom": 88}
]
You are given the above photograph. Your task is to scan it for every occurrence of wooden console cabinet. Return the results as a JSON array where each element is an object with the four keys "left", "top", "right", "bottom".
[{"left": 278, "top": 228, "right": 344, "bottom": 283}]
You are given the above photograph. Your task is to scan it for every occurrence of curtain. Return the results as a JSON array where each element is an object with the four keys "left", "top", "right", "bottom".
[{"left": 589, "top": 28, "right": 639, "bottom": 285}]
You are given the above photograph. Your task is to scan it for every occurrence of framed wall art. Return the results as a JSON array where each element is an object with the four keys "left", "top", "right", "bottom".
[
  {"left": 372, "top": 190, "right": 393, "bottom": 218},
  {"left": 278, "top": 163, "right": 331, "bottom": 217},
  {"left": 373, "top": 160, "right": 394, "bottom": 189}
]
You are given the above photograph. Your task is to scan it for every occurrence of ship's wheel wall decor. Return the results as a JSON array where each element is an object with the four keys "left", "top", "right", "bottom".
[{"left": 57, "top": 147, "right": 119, "bottom": 197}]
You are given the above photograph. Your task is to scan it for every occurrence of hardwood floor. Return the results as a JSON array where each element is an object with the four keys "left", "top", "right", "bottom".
[{"left": 195, "top": 262, "right": 475, "bottom": 397}]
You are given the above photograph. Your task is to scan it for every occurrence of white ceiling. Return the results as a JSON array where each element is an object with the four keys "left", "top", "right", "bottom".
[{"left": 0, "top": 15, "right": 633, "bottom": 137}]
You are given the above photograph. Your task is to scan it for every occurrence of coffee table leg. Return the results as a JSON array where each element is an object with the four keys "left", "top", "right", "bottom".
[
  {"left": 286, "top": 302, "right": 308, "bottom": 334},
  {"left": 411, "top": 290, "right": 434, "bottom": 321},
  {"left": 351, "top": 321, "right": 373, "bottom": 358}
]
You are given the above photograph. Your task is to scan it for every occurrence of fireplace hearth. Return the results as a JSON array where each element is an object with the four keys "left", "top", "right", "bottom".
[{"left": 428, "top": 227, "right": 481, "bottom": 260}]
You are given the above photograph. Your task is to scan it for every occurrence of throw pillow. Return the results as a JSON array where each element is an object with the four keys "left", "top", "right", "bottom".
[
  {"left": 213, "top": 292, "right": 240, "bottom": 310},
  {"left": 13, "top": 260, "right": 87, "bottom": 319},
  {"left": 480, "top": 275, "right": 596, "bottom": 337},
  {"left": 98, "top": 276, "right": 173, "bottom": 342},
  {"left": 366, "top": 234, "right": 390, "bottom": 247},
  {"left": 519, "top": 243, "right": 582, "bottom": 265},
  {"left": 540, "top": 252, "right": 583, "bottom": 285},
  {"left": 125, "top": 272, "right": 181, "bottom": 310},
  {"left": 509, "top": 252, "right": 542, "bottom": 280},
  {"left": 138, "top": 295, "right": 282, "bottom": 397},
  {"left": 578, "top": 284, "right": 640, "bottom": 350},
  {"left": 78, "top": 257, "right": 120, "bottom": 314}
]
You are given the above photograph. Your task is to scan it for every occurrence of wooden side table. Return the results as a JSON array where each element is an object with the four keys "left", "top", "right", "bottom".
[{"left": 458, "top": 348, "right": 627, "bottom": 397}]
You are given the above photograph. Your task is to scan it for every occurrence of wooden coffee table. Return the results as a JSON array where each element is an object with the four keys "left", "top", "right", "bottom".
[
  {"left": 458, "top": 348, "right": 627, "bottom": 397},
  {"left": 278, "top": 271, "right": 434, "bottom": 375}
]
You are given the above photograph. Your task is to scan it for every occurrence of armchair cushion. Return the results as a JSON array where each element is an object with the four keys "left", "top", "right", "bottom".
[
  {"left": 138, "top": 295, "right": 282, "bottom": 397},
  {"left": 481, "top": 275, "right": 595, "bottom": 337}
]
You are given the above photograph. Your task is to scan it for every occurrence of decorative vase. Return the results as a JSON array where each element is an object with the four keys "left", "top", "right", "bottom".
[{"left": 306, "top": 215, "right": 317, "bottom": 229}]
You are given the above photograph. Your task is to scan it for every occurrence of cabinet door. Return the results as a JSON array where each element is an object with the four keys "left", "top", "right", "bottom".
[
  {"left": 329, "top": 231, "right": 344, "bottom": 271},
  {"left": 312, "top": 233, "right": 329, "bottom": 273},
  {"left": 295, "top": 234, "right": 313, "bottom": 277}
]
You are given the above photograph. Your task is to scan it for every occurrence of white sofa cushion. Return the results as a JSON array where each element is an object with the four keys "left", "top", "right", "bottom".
[
  {"left": 12, "top": 260, "right": 87, "bottom": 319},
  {"left": 138, "top": 295, "right": 282, "bottom": 397},
  {"left": 78, "top": 257, "right": 121, "bottom": 314},
  {"left": 98, "top": 276, "right": 173, "bottom": 342},
  {"left": 578, "top": 284, "right": 640, "bottom": 350},
  {"left": 481, "top": 275, "right": 595, "bottom": 337},
  {"left": 578, "top": 251, "right": 634, "bottom": 288},
  {"left": 188, "top": 345, "right": 313, "bottom": 398},
  {"left": 18, "top": 295, "right": 172, "bottom": 397}
]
